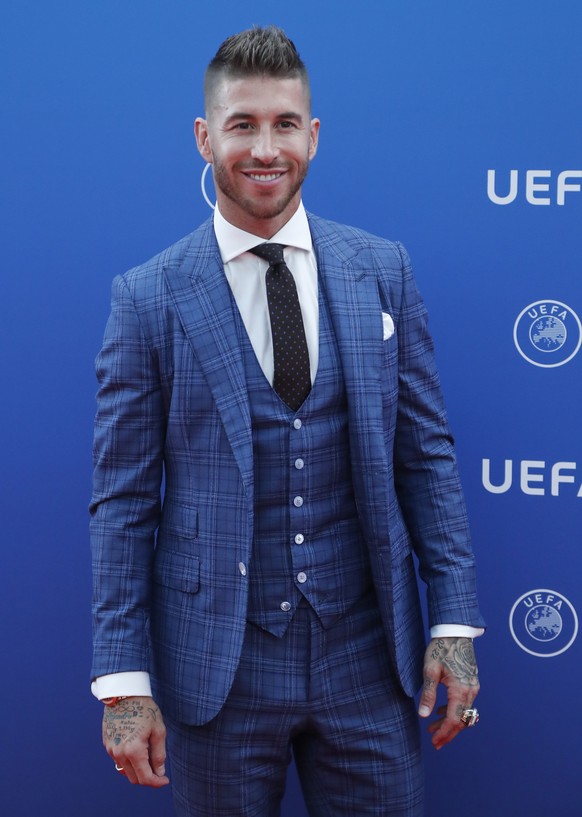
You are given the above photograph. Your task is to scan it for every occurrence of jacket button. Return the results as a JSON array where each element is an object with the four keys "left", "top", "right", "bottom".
[
  {"left": 297, "top": 572, "right": 307, "bottom": 584},
  {"left": 238, "top": 562, "right": 247, "bottom": 576},
  {"left": 293, "top": 496, "right": 303, "bottom": 507},
  {"left": 280, "top": 601, "right": 291, "bottom": 612}
]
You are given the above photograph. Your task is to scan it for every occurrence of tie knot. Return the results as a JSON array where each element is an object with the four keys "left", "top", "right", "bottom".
[{"left": 249, "top": 242, "right": 287, "bottom": 266}]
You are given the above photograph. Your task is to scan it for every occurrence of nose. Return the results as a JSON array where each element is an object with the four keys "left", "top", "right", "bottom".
[{"left": 250, "top": 127, "right": 279, "bottom": 164}]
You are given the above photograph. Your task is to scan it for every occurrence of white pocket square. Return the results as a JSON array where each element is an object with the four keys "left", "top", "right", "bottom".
[{"left": 382, "top": 311, "right": 395, "bottom": 341}]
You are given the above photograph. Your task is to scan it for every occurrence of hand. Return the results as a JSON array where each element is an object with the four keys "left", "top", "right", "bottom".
[
  {"left": 418, "top": 637, "right": 480, "bottom": 750},
  {"left": 102, "top": 696, "right": 170, "bottom": 787}
]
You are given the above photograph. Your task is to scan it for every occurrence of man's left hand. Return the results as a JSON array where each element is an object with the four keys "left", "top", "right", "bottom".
[{"left": 418, "top": 636, "right": 480, "bottom": 749}]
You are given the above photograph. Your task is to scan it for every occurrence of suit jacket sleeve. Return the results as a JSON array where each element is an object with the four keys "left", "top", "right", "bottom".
[
  {"left": 389, "top": 243, "right": 483, "bottom": 630},
  {"left": 90, "top": 273, "right": 166, "bottom": 679}
]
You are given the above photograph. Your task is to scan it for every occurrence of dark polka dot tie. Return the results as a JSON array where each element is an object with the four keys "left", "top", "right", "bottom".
[{"left": 249, "top": 243, "right": 311, "bottom": 411}]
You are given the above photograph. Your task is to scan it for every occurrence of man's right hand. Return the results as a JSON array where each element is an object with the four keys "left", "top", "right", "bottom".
[{"left": 102, "top": 696, "right": 170, "bottom": 787}]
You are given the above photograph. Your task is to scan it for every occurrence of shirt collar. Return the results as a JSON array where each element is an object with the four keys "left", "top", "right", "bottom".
[{"left": 213, "top": 202, "right": 312, "bottom": 264}]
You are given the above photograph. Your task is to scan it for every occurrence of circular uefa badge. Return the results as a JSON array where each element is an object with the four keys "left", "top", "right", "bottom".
[
  {"left": 514, "top": 300, "right": 581, "bottom": 367},
  {"left": 509, "top": 589, "right": 578, "bottom": 657}
]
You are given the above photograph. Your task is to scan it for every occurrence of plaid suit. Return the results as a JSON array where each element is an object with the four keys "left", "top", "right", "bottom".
[{"left": 90, "top": 213, "right": 483, "bottom": 811}]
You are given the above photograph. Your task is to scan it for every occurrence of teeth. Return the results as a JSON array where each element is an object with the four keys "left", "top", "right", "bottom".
[{"left": 249, "top": 173, "right": 282, "bottom": 181}]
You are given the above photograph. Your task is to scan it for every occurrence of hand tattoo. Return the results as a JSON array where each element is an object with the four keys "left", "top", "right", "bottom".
[
  {"left": 102, "top": 698, "right": 160, "bottom": 747},
  {"left": 430, "top": 637, "right": 479, "bottom": 688}
]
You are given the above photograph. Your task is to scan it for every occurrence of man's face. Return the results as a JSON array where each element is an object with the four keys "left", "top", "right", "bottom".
[{"left": 195, "top": 75, "right": 320, "bottom": 238}]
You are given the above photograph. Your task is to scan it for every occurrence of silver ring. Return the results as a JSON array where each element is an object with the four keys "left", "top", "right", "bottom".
[
  {"left": 460, "top": 707, "right": 479, "bottom": 727},
  {"left": 115, "top": 764, "right": 124, "bottom": 772}
]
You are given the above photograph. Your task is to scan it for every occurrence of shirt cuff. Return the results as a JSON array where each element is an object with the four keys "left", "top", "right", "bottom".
[
  {"left": 429, "top": 624, "right": 485, "bottom": 639},
  {"left": 91, "top": 671, "right": 152, "bottom": 701}
]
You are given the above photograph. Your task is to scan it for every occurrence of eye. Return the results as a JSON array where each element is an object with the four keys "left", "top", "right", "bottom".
[{"left": 278, "top": 120, "right": 297, "bottom": 129}]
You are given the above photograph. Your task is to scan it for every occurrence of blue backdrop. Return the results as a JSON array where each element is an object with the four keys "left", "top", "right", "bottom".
[{"left": 2, "top": 1, "right": 580, "bottom": 814}]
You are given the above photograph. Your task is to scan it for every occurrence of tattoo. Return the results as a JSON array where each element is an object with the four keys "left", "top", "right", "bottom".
[
  {"left": 431, "top": 637, "right": 479, "bottom": 687},
  {"left": 102, "top": 699, "right": 159, "bottom": 747}
]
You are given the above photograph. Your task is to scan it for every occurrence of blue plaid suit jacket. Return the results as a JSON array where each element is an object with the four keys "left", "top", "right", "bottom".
[{"left": 90, "top": 213, "right": 484, "bottom": 725}]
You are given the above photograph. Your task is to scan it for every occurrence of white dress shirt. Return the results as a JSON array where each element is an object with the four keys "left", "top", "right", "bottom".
[
  {"left": 216, "top": 201, "right": 319, "bottom": 385},
  {"left": 92, "top": 203, "right": 481, "bottom": 701}
]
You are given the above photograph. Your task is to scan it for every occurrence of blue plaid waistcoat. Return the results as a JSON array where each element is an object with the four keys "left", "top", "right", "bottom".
[{"left": 233, "top": 281, "right": 373, "bottom": 637}]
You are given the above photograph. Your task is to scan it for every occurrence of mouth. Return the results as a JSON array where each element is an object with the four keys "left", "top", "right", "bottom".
[{"left": 243, "top": 170, "right": 286, "bottom": 183}]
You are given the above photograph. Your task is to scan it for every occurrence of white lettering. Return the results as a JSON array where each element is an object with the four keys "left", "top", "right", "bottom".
[
  {"left": 483, "top": 458, "right": 581, "bottom": 497},
  {"left": 523, "top": 594, "right": 563, "bottom": 609},
  {"left": 487, "top": 169, "right": 518, "bottom": 204},
  {"left": 551, "top": 462, "right": 576, "bottom": 496},
  {"left": 557, "top": 170, "right": 582, "bottom": 205},
  {"left": 521, "top": 460, "right": 545, "bottom": 495},
  {"left": 482, "top": 458, "right": 512, "bottom": 493},
  {"left": 488, "top": 169, "right": 582, "bottom": 205},
  {"left": 526, "top": 170, "right": 552, "bottom": 205}
]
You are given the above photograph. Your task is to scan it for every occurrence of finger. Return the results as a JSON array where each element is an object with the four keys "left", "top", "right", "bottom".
[
  {"left": 431, "top": 691, "right": 477, "bottom": 749},
  {"left": 418, "top": 675, "right": 438, "bottom": 718},
  {"left": 149, "top": 730, "right": 168, "bottom": 779},
  {"left": 124, "top": 743, "right": 169, "bottom": 788},
  {"left": 115, "top": 755, "right": 139, "bottom": 785}
]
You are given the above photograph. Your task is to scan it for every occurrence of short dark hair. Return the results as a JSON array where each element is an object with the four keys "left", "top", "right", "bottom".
[{"left": 204, "top": 26, "right": 310, "bottom": 112}]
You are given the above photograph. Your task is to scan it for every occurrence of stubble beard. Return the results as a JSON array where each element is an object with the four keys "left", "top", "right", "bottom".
[{"left": 211, "top": 155, "right": 310, "bottom": 223}]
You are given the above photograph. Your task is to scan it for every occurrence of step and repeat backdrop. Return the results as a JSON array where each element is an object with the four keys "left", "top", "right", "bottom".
[{"left": 2, "top": 1, "right": 580, "bottom": 814}]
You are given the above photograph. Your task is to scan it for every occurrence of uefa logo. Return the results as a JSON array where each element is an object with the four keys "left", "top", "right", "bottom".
[
  {"left": 513, "top": 300, "right": 581, "bottom": 367},
  {"left": 509, "top": 589, "right": 578, "bottom": 657}
]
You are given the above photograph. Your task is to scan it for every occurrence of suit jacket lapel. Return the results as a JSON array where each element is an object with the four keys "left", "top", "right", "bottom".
[
  {"left": 162, "top": 220, "right": 254, "bottom": 491},
  {"left": 308, "top": 214, "right": 391, "bottom": 544}
]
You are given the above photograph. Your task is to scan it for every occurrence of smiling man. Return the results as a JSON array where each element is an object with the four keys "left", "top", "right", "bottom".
[
  {"left": 91, "top": 25, "right": 484, "bottom": 817},
  {"left": 195, "top": 74, "right": 319, "bottom": 235}
]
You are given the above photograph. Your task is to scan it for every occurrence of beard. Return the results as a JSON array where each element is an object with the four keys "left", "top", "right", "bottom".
[{"left": 211, "top": 155, "right": 310, "bottom": 223}]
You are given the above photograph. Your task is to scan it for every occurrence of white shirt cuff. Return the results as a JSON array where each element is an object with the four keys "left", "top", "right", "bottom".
[
  {"left": 91, "top": 671, "right": 152, "bottom": 700},
  {"left": 429, "top": 624, "right": 485, "bottom": 639}
]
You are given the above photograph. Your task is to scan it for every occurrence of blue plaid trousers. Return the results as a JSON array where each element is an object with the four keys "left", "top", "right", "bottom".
[{"left": 166, "top": 590, "right": 424, "bottom": 817}]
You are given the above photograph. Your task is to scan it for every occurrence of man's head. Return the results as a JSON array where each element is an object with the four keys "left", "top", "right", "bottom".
[
  {"left": 203, "top": 26, "right": 311, "bottom": 117},
  {"left": 195, "top": 26, "right": 319, "bottom": 238}
]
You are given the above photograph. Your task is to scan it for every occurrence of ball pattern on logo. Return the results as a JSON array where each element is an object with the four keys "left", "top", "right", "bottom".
[{"left": 514, "top": 300, "right": 581, "bottom": 367}]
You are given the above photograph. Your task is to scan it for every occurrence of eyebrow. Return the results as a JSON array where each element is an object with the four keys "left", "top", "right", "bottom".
[{"left": 223, "top": 111, "right": 305, "bottom": 126}]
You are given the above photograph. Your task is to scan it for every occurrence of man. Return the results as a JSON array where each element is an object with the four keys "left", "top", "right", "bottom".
[{"left": 90, "top": 25, "right": 484, "bottom": 817}]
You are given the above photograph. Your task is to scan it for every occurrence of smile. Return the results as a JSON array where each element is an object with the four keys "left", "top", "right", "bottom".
[{"left": 246, "top": 172, "right": 284, "bottom": 182}]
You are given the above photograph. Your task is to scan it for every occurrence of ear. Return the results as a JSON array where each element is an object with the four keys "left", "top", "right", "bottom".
[
  {"left": 308, "top": 118, "right": 320, "bottom": 161},
  {"left": 194, "top": 117, "right": 213, "bottom": 163}
]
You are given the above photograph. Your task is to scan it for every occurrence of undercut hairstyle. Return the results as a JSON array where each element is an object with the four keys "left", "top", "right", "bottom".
[{"left": 204, "top": 25, "right": 311, "bottom": 113}]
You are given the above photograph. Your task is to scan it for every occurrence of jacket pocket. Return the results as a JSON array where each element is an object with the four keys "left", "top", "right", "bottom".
[
  {"left": 153, "top": 549, "right": 200, "bottom": 594},
  {"left": 160, "top": 500, "right": 198, "bottom": 539}
]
